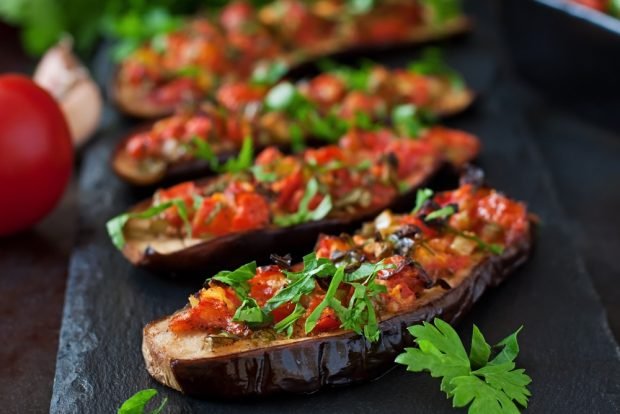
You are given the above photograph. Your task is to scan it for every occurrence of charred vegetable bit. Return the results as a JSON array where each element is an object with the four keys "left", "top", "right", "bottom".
[
  {"left": 396, "top": 319, "right": 531, "bottom": 414},
  {"left": 108, "top": 126, "right": 480, "bottom": 250},
  {"left": 115, "top": 52, "right": 474, "bottom": 183},
  {"left": 166, "top": 184, "right": 530, "bottom": 342}
]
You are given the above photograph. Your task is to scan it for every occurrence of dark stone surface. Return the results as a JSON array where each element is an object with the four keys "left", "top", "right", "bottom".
[
  {"left": 0, "top": 22, "right": 77, "bottom": 414},
  {"left": 49, "top": 2, "right": 620, "bottom": 413}
]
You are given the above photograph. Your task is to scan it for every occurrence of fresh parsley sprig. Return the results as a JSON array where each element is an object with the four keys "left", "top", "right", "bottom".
[
  {"left": 189, "top": 136, "right": 254, "bottom": 174},
  {"left": 396, "top": 319, "right": 531, "bottom": 414},
  {"left": 117, "top": 388, "right": 167, "bottom": 414},
  {"left": 106, "top": 199, "right": 191, "bottom": 250},
  {"left": 273, "top": 178, "right": 333, "bottom": 227},
  {"left": 409, "top": 47, "right": 465, "bottom": 89},
  {"left": 413, "top": 188, "right": 434, "bottom": 214}
]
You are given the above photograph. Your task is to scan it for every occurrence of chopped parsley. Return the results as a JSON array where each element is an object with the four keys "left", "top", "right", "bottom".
[
  {"left": 273, "top": 178, "right": 333, "bottom": 227},
  {"left": 106, "top": 199, "right": 191, "bottom": 250},
  {"left": 117, "top": 388, "right": 167, "bottom": 414}
]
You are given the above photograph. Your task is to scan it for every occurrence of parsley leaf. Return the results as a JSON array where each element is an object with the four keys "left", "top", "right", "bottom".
[
  {"left": 211, "top": 261, "right": 257, "bottom": 297},
  {"left": 251, "top": 59, "right": 289, "bottom": 86},
  {"left": 273, "top": 178, "right": 333, "bottom": 227},
  {"left": 409, "top": 47, "right": 464, "bottom": 89},
  {"left": 106, "top": 199, "right": 191, "bottom": 250},
  {"left": 392, "top": 104, "right": 425, "bottom": 138},
  {"left": 263, "top": 254, "right": 335, "bottom": 312},
  {"left": 117, "top": 388, "right": 167, "bottom": 414},
  {"left": 446, "top": 227, "right": 505, "bottom": 256},
  {"left": 233, "top": 297, "right": 269, "bottom": 325},
  {"left": 413, "top": 188, "right": 434, "bottom": 214},
  {"left": 425, "top": 205, "right": 457, "bottom": 221},
  {"left": 420, "top": 0, "right": 463, "bottom": 24},
  {"left": 396, "top": 319, "right": 531, "bottom": 414},
  {"left": 190, "top": 136, "right": 254, "bottom": 174},
  {"left": 305, "top": 266, "right": 345, "bottom": 333},
  {"left": 273, "top": 303, "right": 305, "bottom": 337},
  {"left": 251, "top": 164, "right": 278, "bottom": 183}
]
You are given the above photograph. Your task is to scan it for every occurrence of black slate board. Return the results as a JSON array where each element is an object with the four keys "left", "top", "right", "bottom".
[{"left": 50, "top": 1, "right": 620, "bottom": 413}]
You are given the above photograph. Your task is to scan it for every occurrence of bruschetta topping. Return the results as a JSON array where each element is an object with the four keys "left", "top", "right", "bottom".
[{"left": 167, "top": 184, "right": 529, "bottom": 340}]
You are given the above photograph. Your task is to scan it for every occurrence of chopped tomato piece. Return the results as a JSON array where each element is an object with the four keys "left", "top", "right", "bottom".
[
  {"left": 306, "top": 295, "right": 341, "bottom": 333},
  {"left": 220, "top": 1, "right": 255, "bottom": 32},
  {"left": 191, "top": 194, "right": 234, "bottom": 237},
  {"left": 255, "top": 147, "right": 284, "bottom": 166},
  {"left": 393, "top": 70, "right": 431, "bottom": 107},
  {"left": 156, "top": 182, "right": 197, "bottom": 228},
  {"left": 304, "top": 146, "right": 344, "bottom": 166},
  {"left": 184, "top": 115, "right": 214, "bottom": 139},
  {"left": 216, "top": 82, "right": 266, "bottom": 112},
  {"left": 305, "top": 73, "right": 346, "bottom": 107},
  {"left": 230, "top": 192, "right": 271, "bottom": 231},
  {"left": 339, "top": 91, "right": 385, "bottom": 119},
  {"left": 315, "top": 235, "right": 352, "bottom": 259},
  {"left": 169, "top": 286, "right": 241, "bottom": 333},
  {"left": 424, "top": 127, "right": 480, "bottom": 167}
]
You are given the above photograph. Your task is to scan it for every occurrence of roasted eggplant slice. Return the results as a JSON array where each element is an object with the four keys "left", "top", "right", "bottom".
[
  {"left": 112, "top": 57, "right": 475, "bottom": 186},
  {"left": 108, "top": 127, "right": 480, "bottom": 275},
  {"left": 113, "top": 0, "right": 471, "bottom": 118},
  {"left": 142, "top": 183, "right": 534, "bottom": 398}
]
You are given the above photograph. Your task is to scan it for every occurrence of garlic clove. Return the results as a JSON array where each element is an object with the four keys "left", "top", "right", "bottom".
[{"left": 34, "top": 37, "right": 103, "bottom": 147}]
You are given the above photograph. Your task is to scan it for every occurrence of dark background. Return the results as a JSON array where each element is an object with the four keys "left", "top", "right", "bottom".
[{"left": 1, "top": 1, "right": 619, "bottom": 412}]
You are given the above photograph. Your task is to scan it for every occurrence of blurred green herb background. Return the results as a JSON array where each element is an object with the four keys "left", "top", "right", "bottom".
[
  {"left": 0, "top": 0, "right": 270, "bottom": 56},
  {"left": 0, "top": 0, "right": 462, "bottom": 57}
]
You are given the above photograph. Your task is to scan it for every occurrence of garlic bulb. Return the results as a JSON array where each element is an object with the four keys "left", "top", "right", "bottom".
[{"left": 34, "top": 37, "right": 102, "bottom": 147}]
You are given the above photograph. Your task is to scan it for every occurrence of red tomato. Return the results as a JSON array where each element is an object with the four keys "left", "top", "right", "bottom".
[
  {"left": 156, "top": 182, "right": 197, "bottom": 228},
  {"left": 306, "top": 74, "right": 346, "bottom": 107},
  {"left": 0, "top": 75, "right": 73, "bottom": 236},
  {"left": 230, "top": 192, "right": 271, "bottom": 231},
  {"left": 192, "top": 195, "right": 234, "bottom": 237}
]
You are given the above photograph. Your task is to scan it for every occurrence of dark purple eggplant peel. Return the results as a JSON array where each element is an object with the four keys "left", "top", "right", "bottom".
[{"left": 142, "top": 227, "right": 533, "bottom": 398}]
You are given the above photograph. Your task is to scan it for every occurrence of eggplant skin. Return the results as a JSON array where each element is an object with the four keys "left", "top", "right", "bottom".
[{"left": 142, "top": 228, "right": 532, "bottom": 399}]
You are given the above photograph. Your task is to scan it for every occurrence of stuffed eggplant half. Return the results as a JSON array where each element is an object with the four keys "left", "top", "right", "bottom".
[
  {"left": 142, "top": 180, "right": 534, "bottom": 398},
  {"left": 107, "top": 127, "right": 480, "bottom": 275},
  {"left": 112, "top": 55, "right": 475, "bottom": 186},
  {"left": 114, "top": 0, "right": 471, "bottom": 118}
]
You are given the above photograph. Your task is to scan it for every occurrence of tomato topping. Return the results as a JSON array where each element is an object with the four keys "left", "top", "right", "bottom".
[
  {"left": 315, "top": 235, "right": 352, "bottom": 259},
  {"left": 255, "top": 147, "right": 284, "bottom": 166},
  {"left": 273, "top": 168, "right": 304, "bottom": 212},
  {"left": 220, "top": 1, "right": 255, "bottom": 32},
  {"left": 304, "top": 146, "right": 344, "bottom": 166},
  {"left": 248, "top": 265, "right": 295, "bottom": 322},
  {"left": 169, "top": 285, "right": 242, "bottom": 333},
  {"left": 385, "top": 139, "right": 436, "bottom": 180},
  {"left": 153, "top": 78, "right": 198, "bottom": 105},
  {"left": 192, "top": 194, "right": 234, "bottom": 237},
  {"left": 306, "top": 295, "right": 341, "bottom": 333},
  {"left": 156, "top": 182, "right": 197, "bottom": 228},
  {"left": 393, "top": 70, "right": 431, "bottom": 107},
  {"left": 339, "top": 129, "right": 394, "bottom": 154},
  {"left": 230, "top": 192, "right": 271, "bottom": 231},
  {"left": 216, "top": 82, "right": 266, "bottom": 112},
  {"left": 305, "top": 74, "right": 346, "bottom": 107},
  {"left": 339, "top": 91, "right": 385, "bottom": 119},
  {"left": 424, "top": 127, "right": 480, "bottom": 167},
  {"left": 184, "top": 116, "right": 214, "bottom": 139}
]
